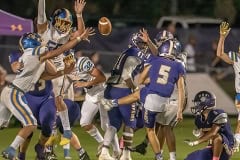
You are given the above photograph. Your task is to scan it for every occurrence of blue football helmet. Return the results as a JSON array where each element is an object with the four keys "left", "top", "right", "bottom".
[
  {"left": 19, "top": 32, "right": 42, "bottom": 52},
  {"left": 129, "top": 33, "right": 148, "bottom": 53},
  {"left": 158, "top": 40, "right": 176, "bottom": 59},
  {"left": 50, "top": 8, "right": 73, "bottom": 34},
  {"left": 154, "top": 30, "right": 174, "bottom": 47},
  {"left": 191, "top": 91, "right": 216, "bottom": 115}
]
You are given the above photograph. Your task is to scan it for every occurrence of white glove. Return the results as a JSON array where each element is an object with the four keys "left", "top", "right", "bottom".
[
  {"left": 100, "top": 99, "right": 118, "bottom": 111},
  {"left": 192, "top": 129, "right": 201, "bottom": 138},
  {"left": 184, "top": 139, "right": 199, "bottom": 146}
]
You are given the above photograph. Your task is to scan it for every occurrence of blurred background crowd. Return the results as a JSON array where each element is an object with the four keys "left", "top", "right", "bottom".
[{"left": 1, "top": 0, "right": 240, "bottom": 100}]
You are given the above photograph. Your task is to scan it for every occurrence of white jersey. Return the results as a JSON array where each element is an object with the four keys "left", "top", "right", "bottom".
[
  {"left": 227, "top": 51, "right": 240, "bottom": 93},
  {"left": 40, "top": 22, "right": 71, "bottom": 71},
  {"left": 12, "top": 47, "right": 48, "bottom": 92}
]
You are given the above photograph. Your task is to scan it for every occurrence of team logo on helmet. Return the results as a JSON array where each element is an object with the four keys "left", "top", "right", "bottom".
[
  {"left": 51, "top": 8, "right": 73, "bottom": 34},
  {"left": 191, "top": 91, "right": 216, "bottom": 115},
  {"left": 19, "top": 32, "right": 42, "bottom": 52},
  {"left": 154, "top": 30, "right": 174, "bottom": 47}
]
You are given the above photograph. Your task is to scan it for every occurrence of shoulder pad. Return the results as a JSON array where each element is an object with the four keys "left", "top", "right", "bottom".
[
  {"left": 212, "top": 112, "right": 228, "bottom": 125},
  {"left": 77, "top": 57, "right": 94, "bottom": 72}
]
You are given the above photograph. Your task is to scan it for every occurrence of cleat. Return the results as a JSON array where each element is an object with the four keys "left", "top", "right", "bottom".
[
  {"left": 45, "top": 152, "right": 58, "bottom": 160},
  {"left": 60, "top": 131, "right": 72, "bottom": 146},
  {"left": 99, "top": 153, "right": 115, "bottom": 160},
  {"left": 64, "top": 156, "right": 72, "bottom": 160},
  {"left": 112, "top": 151, "right": 122, "bottom": 159},
  {"left": 119, "top": 155, "right": 132, "bottom": 160},
  {"left": 131, "top": 142, "right": 148, "bottom": 155},
  {"left": 79, "top": 152, "right": 90, "bottom": 160},
  {"left": 96, "top": 142, "right": 103, "bottom": 157},
  {"left": 1, "top": 147, "right": 16, "bottom": 160},
  {"left": 35, "top": 144, "right": 45, "bottom": 160}
]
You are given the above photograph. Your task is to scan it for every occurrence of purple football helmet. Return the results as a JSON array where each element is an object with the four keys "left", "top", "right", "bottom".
[
  {"left": 191, "top": 91, "right": 216, "bottom": 115},
  {"left": 154, "top": 30, "right": 174, "bottom": 47},
  {"left": 129, "top": 33, "right": 148, "bottom": 52},
  {"left": 158, "top": 39, "right": 176, "bottom": 59}
]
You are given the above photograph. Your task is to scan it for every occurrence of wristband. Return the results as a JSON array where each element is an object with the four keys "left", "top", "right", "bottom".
[
  {"left": 76, "top": 36, "right": 82, "bottom": 42},
  {"left": 76, "top": 13, "right": 82, "bottom": 18}
]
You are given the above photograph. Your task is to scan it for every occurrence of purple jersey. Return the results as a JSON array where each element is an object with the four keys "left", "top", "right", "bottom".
[
  {"left": 148, "top": 57, "right": 185, "bottom": 97},
  {"left": 195, "top": 109, "right": 234, "bottom": 149}
]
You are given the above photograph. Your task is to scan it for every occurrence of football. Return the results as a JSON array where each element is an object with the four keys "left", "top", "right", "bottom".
[{"left": 98, "top": 17, "right": 112, "bottom": 36}]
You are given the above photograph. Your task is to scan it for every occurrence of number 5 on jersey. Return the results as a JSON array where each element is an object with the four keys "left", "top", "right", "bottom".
[{"left": 157, "top": 65, "right": 171, "bottom": 85}]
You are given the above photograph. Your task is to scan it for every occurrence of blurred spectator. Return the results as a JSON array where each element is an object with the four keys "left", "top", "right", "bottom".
[
  {"left": 74, "top": 50, "right": 83, "bottom": 60},
  {"left": 90, "top": 51, "right": 103, "bottom": 70},
  {"left": 210, "top": 40, "right": 233, "bottom": 80},
  {"left": 184, "top": 35, "right": 197, "bottom": 72},
  {"left": 0, "top": 66, "right": 10, "bottom": 92}
]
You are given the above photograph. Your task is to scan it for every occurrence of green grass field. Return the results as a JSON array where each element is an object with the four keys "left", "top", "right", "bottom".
[{"left": 0, "top": 118, "right": 239, "bottom": 160}]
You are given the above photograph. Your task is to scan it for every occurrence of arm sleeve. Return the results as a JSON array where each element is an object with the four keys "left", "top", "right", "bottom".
[
  {"left": 121, "top": 56, "right": 141, "bottom": 80},
  {"left": 37, "top": 0, "right": 47, "bottom": 24}
]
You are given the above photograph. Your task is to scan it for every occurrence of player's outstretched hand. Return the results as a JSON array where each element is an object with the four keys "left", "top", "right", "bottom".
[
  {"left": 184, "top": 139, "right": 199, "bottom": 146},
  {"left": 176, "top": 110, "right": 183, "bottom": 122},
  {"left": 75, "top": 0, "right": 86, "bottom": 15},
  {"left": 139, "top": 28, "right": 149, "bottom": 43},
  {"left": 219, "top": 21, "right": 231, "bottom": 37},
  {"left": 80, "top": 27, "right": 95, "bottom": 43}
]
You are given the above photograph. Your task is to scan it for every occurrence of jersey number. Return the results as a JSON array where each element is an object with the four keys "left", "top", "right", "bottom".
[{"left": 157, "top": 65, "right": 171, "bottom": 85}]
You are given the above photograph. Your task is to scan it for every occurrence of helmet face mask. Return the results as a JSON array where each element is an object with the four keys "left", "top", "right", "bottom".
[
  {"left": 51, "top": 8, "right": 73, "bottom": 34},
  {"left": 158, "top": 40, "right": 177, "bottom": 59},
  {"left": 154, "top": 30, "right": 174, "bottom": 47},
  {"left": 191, "top": 91, "right": 216, "bottom": 115},
  {"left": 129, "top": 33, "right": 148, "bottom": 53},
  {"left": 19, "top": 32, "right": 42, "bottom": 52}
]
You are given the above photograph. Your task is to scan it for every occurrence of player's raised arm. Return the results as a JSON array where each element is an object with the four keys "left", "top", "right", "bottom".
[
  {"left": 37, "top": 0, "right": 48, "bottom": 34},
  {"left": 40, "top": 27, "right": 95, "bottom": 62},
  {"left": 216, "top": 22, "right": 233, "bottom": 64},
  {"left": 75, "top": 0, "right": 86, "bottom": 34},
  {"left": 139, "top": 28, "right": 158, "bottom": 55},
  {"left": 176, "top": 75, "right": 185, "bottom": 122}
]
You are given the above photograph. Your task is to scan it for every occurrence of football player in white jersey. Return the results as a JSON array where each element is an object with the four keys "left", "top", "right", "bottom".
[
  {"left": 216, "top": 21, "right": 240, "bottom": 152},
  {"left": 37, "top": 0, "right": 87, "bottom": 145},
  {"left": 0, "top": 30, "right": 91, "bottom": 159}
]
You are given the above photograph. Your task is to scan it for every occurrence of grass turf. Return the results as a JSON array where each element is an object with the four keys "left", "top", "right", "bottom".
[{"left": 0, "top": 118, "right": 239, "bottom": 160}]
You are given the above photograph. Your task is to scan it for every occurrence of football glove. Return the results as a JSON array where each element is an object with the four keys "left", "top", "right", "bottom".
[{"left": 219, "top": 21, "right": 231, "bottom": 36}]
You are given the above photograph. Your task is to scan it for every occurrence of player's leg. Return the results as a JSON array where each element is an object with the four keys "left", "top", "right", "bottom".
[
  {"left": 1, "top": 87, "right": 37, "bottom": 159},
  {"left": 18, "top": 132, "right": 33, "bottom": 160},
  {"left": 234, "top": 94, "right": 240, "bottom": 152},
  {"left": 99, "top": 102, "right": 121, "bottom": 158},
  {"left": 99, "top": 107, "right": 122, "bottom": 160},
  {"left": 156, "top": 123, "right": 164, "bottom": 155},
  {"left": 35, "top": 98, "right": 56, "bottom": 159},
  {"left": 0, "top": 102, "right": 12, "bottom": 129},
  {"left": 59, "top": 99, "right": 90, "bottom": 160},
  {"left": 55, "top": 95, "right": 72, "bottom": 145},
  {"left": 212, "top": 134, "right": 224, "bottom": 160},
  {"left": 144, "top": 108, "right": 163, "bottom": 160},
  {"left": 119, "top": 104, "right": 137, "bottom": 160},
  {"left": 80, "top": 99, "right": 104, "bottom": 150}
]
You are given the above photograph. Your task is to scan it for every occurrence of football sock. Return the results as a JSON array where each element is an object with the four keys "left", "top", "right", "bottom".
[
  {"left": 10, "top": 135, "right": 25, "bottom": 150},
  {"left": 86, "top": 126, "right": 104, "bottom": 143},
  {"left": 58, "top": 109, "right": 71, "bottom": 131}
]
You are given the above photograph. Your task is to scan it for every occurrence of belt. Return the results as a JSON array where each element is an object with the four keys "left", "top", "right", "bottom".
[{"left": 8, "top": 83, "right": 25, "bottom": 93}]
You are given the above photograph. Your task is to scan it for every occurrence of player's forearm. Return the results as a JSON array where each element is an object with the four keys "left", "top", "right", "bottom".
[
  {"left": 147, "top": 39, "right": 158, "bottom": 55},
  {"left": 86, "top": 76, "right": 106, "bottom": 87},
  {"left": 37, "top": 0, "right": 47, "bottom": 33},
  {"left": 177, "top": 77, "right": 185, "bottom": 112},
  {"left": 40, "top": 37, "right": 81, "bottom": 61},
  {"left": 118, "top": 90, "right": 140, "bottom": 105},
  {"left": 76, "top": 15, "right": 85, "bottom": 35},
  {"left": 40, "top": 70, "right": 64, "bottom": 80},
  {"left": 216, "top": 36, "right": 233, "bottom": 64}
]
